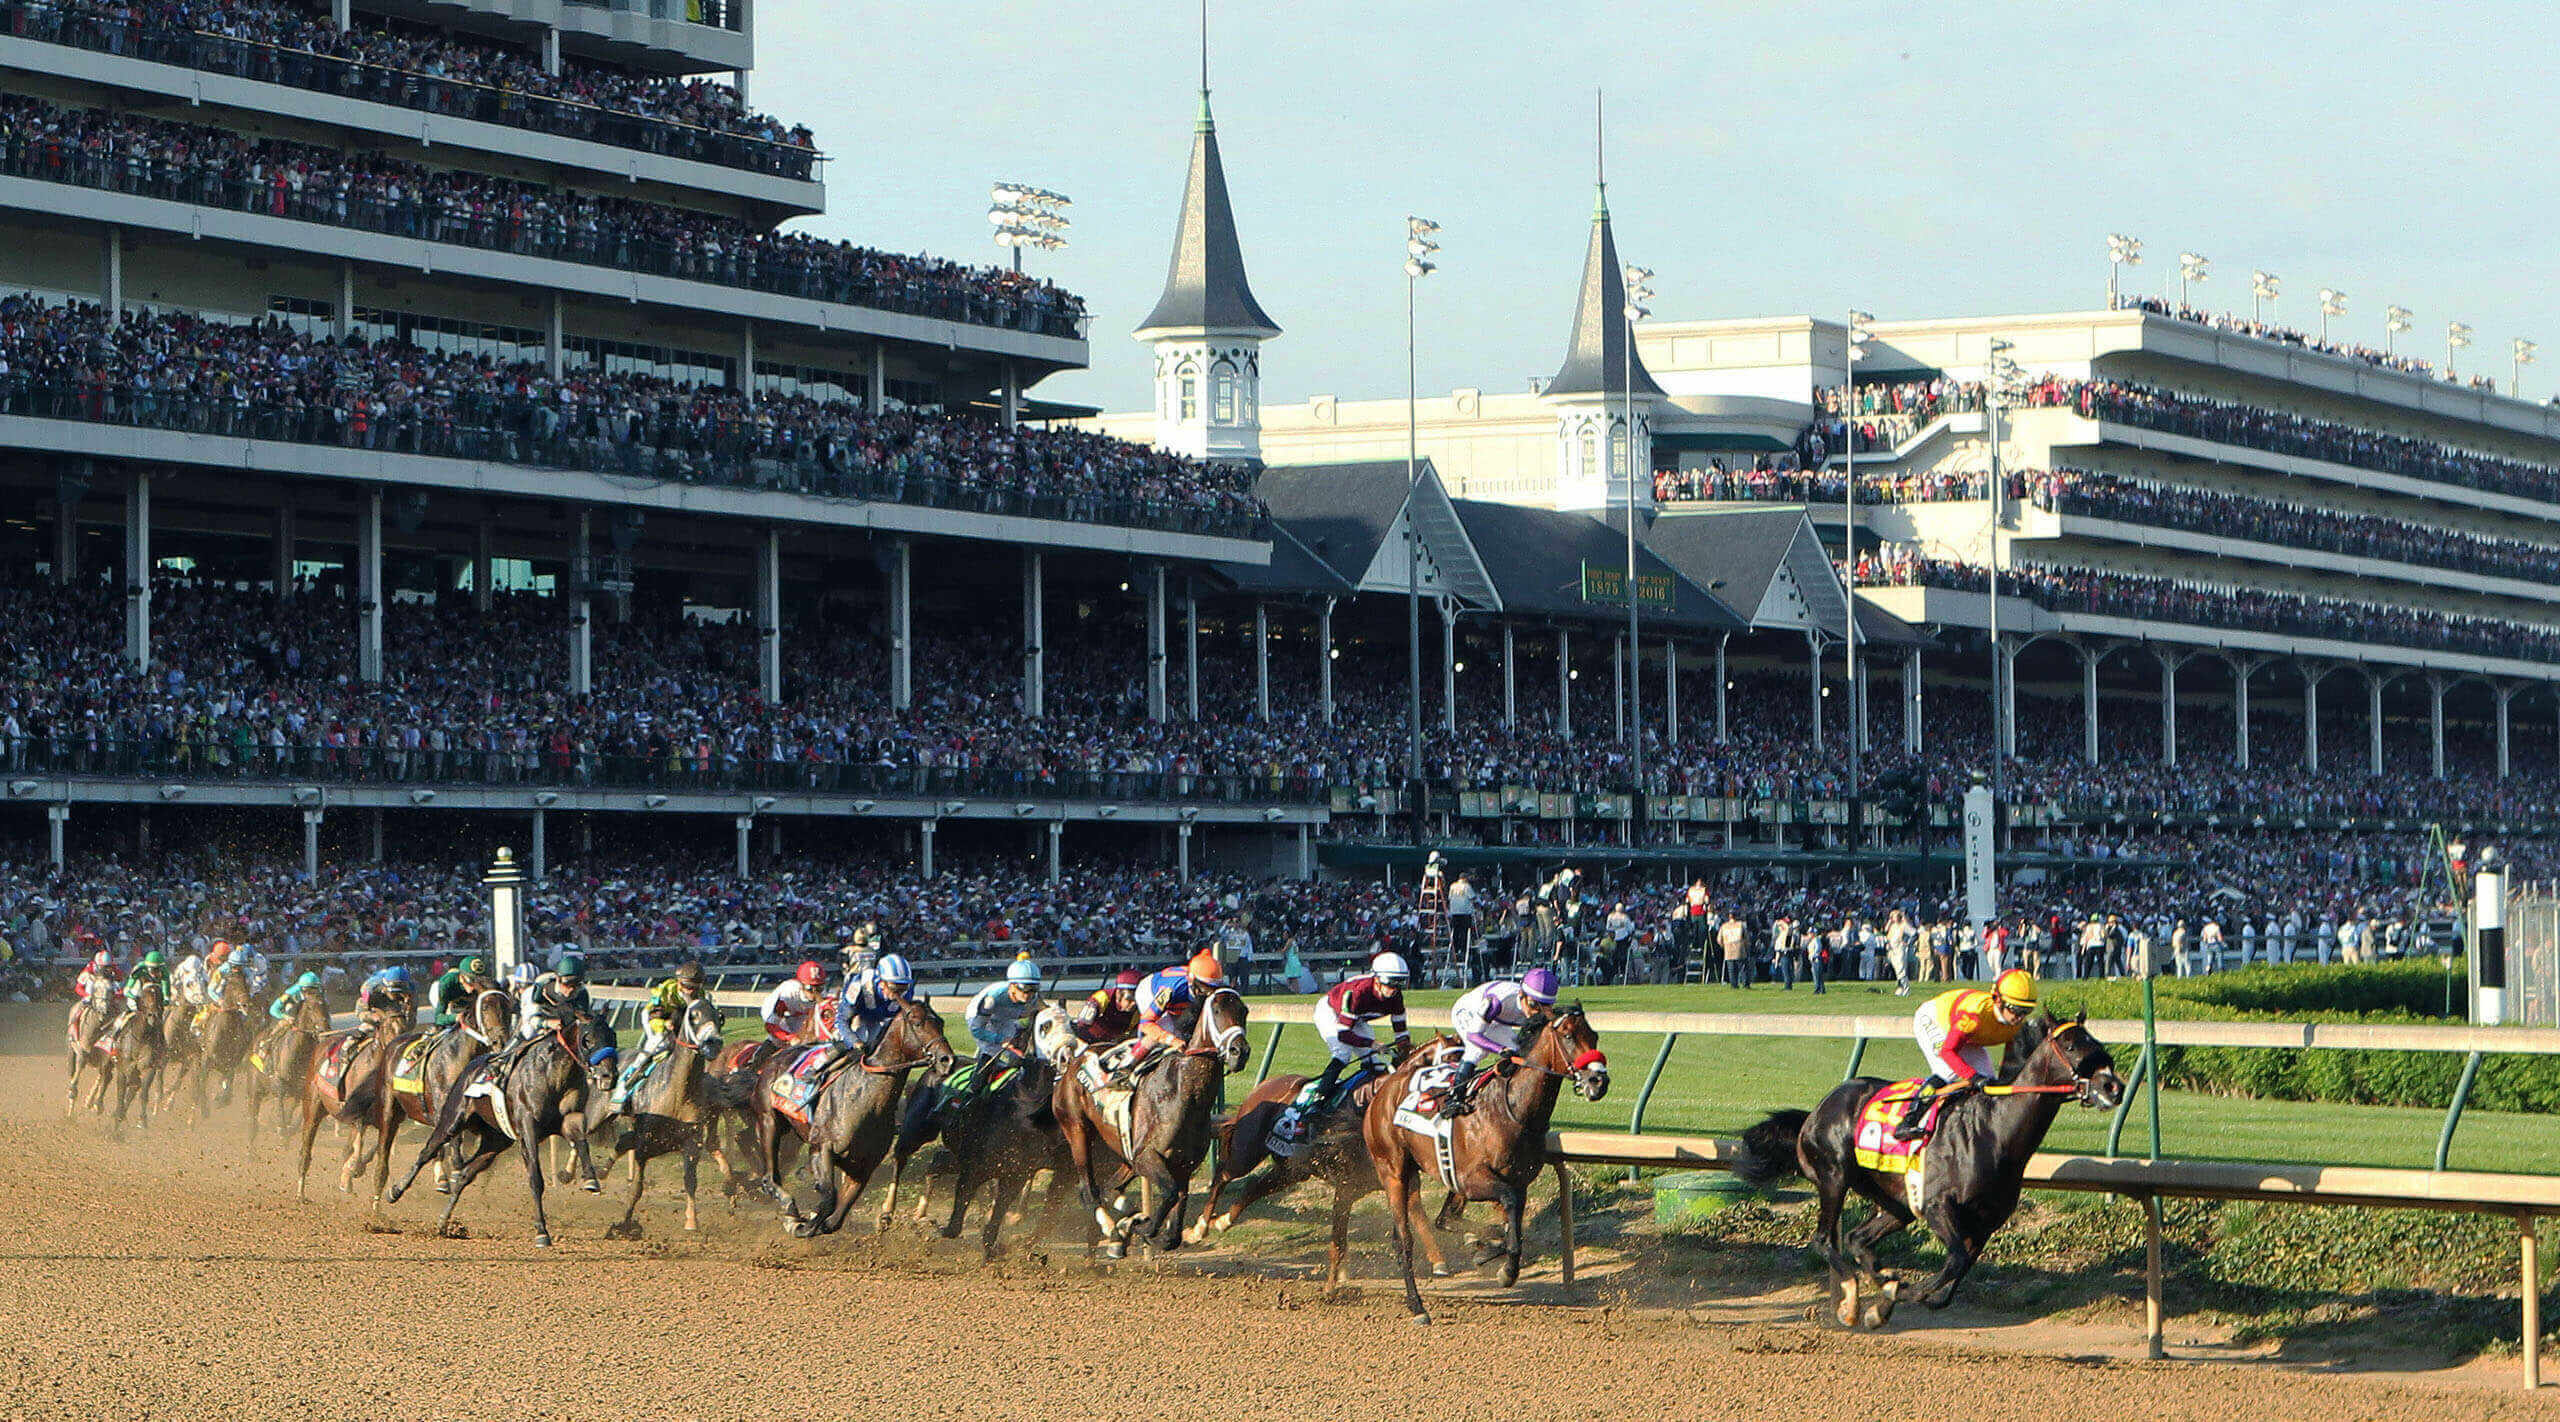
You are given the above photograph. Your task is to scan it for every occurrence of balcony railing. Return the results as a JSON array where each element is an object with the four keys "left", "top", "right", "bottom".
[{"left": 1, "top": 1, "right": 799, "bottom": 176}]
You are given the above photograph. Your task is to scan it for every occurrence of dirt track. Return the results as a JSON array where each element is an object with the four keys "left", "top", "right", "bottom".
[{"left": 3, "top": 1009, "right": 2542, "bottom": 1421}]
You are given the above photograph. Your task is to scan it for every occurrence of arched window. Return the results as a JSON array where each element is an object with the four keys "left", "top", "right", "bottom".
[
  {"left": 1212, "top": 361, "right": 1238, "bottom": 423},
  {"left": 1578, "top": 421, "right": 1598, "bottom": 482},
  {"left": 1178, "top": 362, "right": 1199, "bottom": 422},
  {"left": 1609, "top": 417, "right": 1630, "bottom": 483}
]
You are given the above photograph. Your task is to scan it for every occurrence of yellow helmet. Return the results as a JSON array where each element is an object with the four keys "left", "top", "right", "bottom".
[{"left": 1993, "top": 969, "right": 2038, "bottom": 1011}]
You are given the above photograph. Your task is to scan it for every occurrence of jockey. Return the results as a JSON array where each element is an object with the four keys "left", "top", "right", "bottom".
[
  {"left": 170, "top": 946, "right": 212, "bottom": 1009},
  {"left": 964, "top": 955, "right": 1044, "bottom": 1069},
  {"left": 1443, "top": 966, "right": 1560, "bottom": 1115},
  {"left": 831, "top": 952, "right": 916, "bottom": 1053},
  {"left": 1308, "top": 952, "right": 1412, "bottom": 1105},
  {"left": 612, "top": 962, "right": 712, "bottom": 1111},
  {"left": 74, "top": 948, "right": 119, "bottom": 1012},
  {"left": 118, "top": 951, "right": 170, "bottom": 1021},
  {"left": 356, "top": 965, "right": 415, "bottom": 1034},
  {"left": 516, "top": 955, "right": 592, "bottom": 1040},
  {"left": 761, "top": 961, "right": 828, "bottom": 1044},
  {"left": 1895, "top": 969, "right": 2039, "bottom": 1140},
  {"left": 267, "top": 971, "right": 323, "bottom": 1020},
  {"left": 1126, "top": 951, "right": 1224, "bottom": 1075},
  {"left": 428, "top": 956, "right": 496, "bottom": 1028},
  {"left": 229, "top": 941, "right": 272, "bottom": 995},
  {"left": 1072, "top": 970, "right": 1144, "bottom": 1047},
  {"left": 840, "top": 923, "right": 881, "bottom": 980}
]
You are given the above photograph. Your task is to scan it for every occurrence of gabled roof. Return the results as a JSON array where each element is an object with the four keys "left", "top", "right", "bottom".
[
  {"left": 1210, "top": 517, "right": 1355, "bottom": 597},
  {"left": 1641, "top": 505, "right": 1851, "bottom": 635},
  {"left": 1449, "top": 500, "right": 1742, "bottom": 632},
  {"left": 1253, "top": 461, "right": 1497, "bottom": 607},
  {"left": 1133, "top": 96, "right": 1280, "bottom": 340},
  {"left": 1542, "top": 188, "right": 1663, "bottom": 401}
]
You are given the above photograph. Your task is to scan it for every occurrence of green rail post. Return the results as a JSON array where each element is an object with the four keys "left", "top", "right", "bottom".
[
  {"left": 2435, "top": 1050, "right": 2486, "bottom": 1171},
  {"left": 1254, "top": 1021, "right": 1286, "bottom": 1085},
  {"left": 2143, "top": 972, "right": 2163, "bottom": 1162},
  {"left": 2107, "top": 1046, "right": 2153, "bottom": 1158},
  {"left": 1842, "top": 1035, "right": 1869, "bottom": 1081},
  {"left": 1625, "top": 1033, "right": 1680, "bottom": 1183}
]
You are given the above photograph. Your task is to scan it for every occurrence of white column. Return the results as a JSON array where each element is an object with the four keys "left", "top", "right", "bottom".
[
  {"left": 2234, "top": 659, "right": 2254, "bottom": 769},
  {"left": 2160, "top": 654, "right": 2180, "bottom": 768},
  {"left": 123, "top": 469, "right": 150, "bottom": 670},
  {"left": 52, "top": 469, "right": 81, "bottom": 587},
  {"left": 46, "top": 804, "right": 67, "bottom": 871},
  {"left": 1145, "top": 565, "right": 1169, "bottom": 722},
  {"left": 99, "top": 227, "right": 122, "bottom": 320},
  {"left": 1296, "top": 823, "right": 1314, "bottom": 880},
  {"left": 1501, "top": 622, "right": 1517, "bottom": 729},
  {"left": 301, "top": 808, "right": 323, "bottom": 882},
  {"left": 1046, "top": 820, "right": 1062, "bottom": 884},
  {"left": 1996, "top": 637, "right": 2018, "bottom": 760},
  {"left": 2430, "top": 677, "right": 2448, "bottom": 781},
  {"left": 756, "top": 527, "right": 782, "bottom": 703},
  {"left": 1904, "top": 645, "right": 1922, "bottom": 754},
  {"left": 919, "top": 819, "right": 937, "bottom": 880},
  {"left": 530, "top": 809, "right": 547, "bottom": 882},
  {"left": 2303, "top": 664, "right": 2324, "bottom": 773},
  {"left": 471, "top": 520, "right": 492, "bottom": 613},
  {"left": 1176, "top": 821, "right": 1193, "bottom": 883},
  {"left": 1716, "top": 634, "right": 1731, "bottom": 743},
  {"left": 1664, "top": 637, "right": 1679, "bottom": 746},
  {"left": 1806, "top": 631, "right": 1824, "bottom": 751},
  {"left": 734, "top": 816, "right": 753, "bottom": 878},
  {"left": 1854, "top": 656, "right": 1872, "bottom": 753},
  {"left": 331, "top": 0, "right": 351, "bottom": 31},
  {"left": 888, "top": 538, "right": 913, "bottom": 711},
  {"left": 2498, "top": 684, "right": 2516, "bottom": 779},
  {"left": 539, "top": 24, "right": 559, "bottom": 73},
  {"left": 569, "top": 510, "right": 592, "bottom": 697},
  {"left": 1318, "top": 599, "right": 1336, "bottom": 725},
  {"left": 2082, "top": 644, "right": 2101, "bottom": 764},
  {"left": 1556, "top": 628, "right": 1573, "bottom": 740},
  {"left": 357, "top": 486, "right": 383, "bottom": 683},
  {"left": 335, "top": 262, "right": 355, "bottom": 340},
  {"left": 739, "top": 321, "right": 757, "bottom": 404},
  {"left": 1002, "top": 361, "right": 1021, "bottom": 430},
  {"left": 1440, "top": 601, "right": 1458, "bottom": 734},
  {"left": 545, "top": 292, "right": 565, "bottom": 380},
  {"left": 2369, "top": 672, "right": 2386, "bottom": 778},
  {"left": 1184, "top": 583, "right": 1200, "bottom": 721},
  {"left": 867, "top": 346, "right": 888, "bottom": 413},
  {"left": 1252, "top": 600, "right": 1269, "bottom": 721},
  {"left": 1024, "top": 551, "right": 1046, "bottom": 719},
  {"left": 368, "top": 808, "right": 384, "bottom": 864}
]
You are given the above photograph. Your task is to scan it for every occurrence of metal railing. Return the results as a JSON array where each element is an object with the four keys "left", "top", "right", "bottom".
[{"left": 1, "top": 2, "right": 793, "bottom": 173}]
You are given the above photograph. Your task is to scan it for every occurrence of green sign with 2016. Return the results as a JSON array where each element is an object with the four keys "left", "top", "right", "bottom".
[{"left": 1578, "top": 561, "right": 1675, "bottom": 609}]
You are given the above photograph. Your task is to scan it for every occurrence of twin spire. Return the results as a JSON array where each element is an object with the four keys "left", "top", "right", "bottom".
[
  {"left": 1133, "top": 8, "right": 1278, "bottom": 340},
  {"left": 1544, "top": 96, "right": 1662, "bottom": 400}
]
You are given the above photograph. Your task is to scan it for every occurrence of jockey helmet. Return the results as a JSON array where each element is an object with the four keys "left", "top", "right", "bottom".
[
  {"left": 210, "top": 939, "right": 231, "bottom": 955},
  {"left": 1005, "top": 956, "right": 1041, "bottom": 988},
  {"left": 676, "top": 962, "right": 705, "bottom": 987},
  {"left": 208, "top": 943, "right": 231, "bottom": 966},
  {"left": 384, "top": 967, "right": 414, "bottom": 990},
  {"left": 1112, "top": 969, "right": 1144, "bottom": 990},
  {"left": 876, "top": 954, "right": 915, "bottom": 988},
  {"left": 461, "top": 956, "right": 488, "bottom": 977},
  {"left": 555, "top": 954, "right": 585, "bottom": 983},
  {"left": 1520, "top": 967, "right": 1561, "bottom": 1004},
  {"left": 1186, "top": 950, "right": 1226, "bottom": 985},
  {"left": 1370, "top": 952, "right": 1411, "bottom": 987},
  {"left": 88, "top": 950, "right": 110, "bottom": 970},
  {"left": 141, "top": 950, "right": 166, "bottom": 968},
  {"left": 795, "top": 961, "right": 826, "bottom": 988},
  {"left": 294, "top": 971, "right": 320, "bottom": 990},
  {"left": 1993, "top": 969, "right": 2038, "bottom": 1012}
]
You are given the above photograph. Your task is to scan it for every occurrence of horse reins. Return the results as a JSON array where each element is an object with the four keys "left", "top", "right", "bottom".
[
  {"left": 1182, "top": 988, "right": 1247, "bottom": 1059},
  {"left": 1981, "top": 1026, "right": 2100, "bottom": 1097}
]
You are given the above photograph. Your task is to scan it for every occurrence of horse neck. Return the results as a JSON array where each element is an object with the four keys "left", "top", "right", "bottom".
[
  {"left": 1489, "top": 1051, "right": 1568, "bottom": 1138},
  {"left": 1986, "top": 1044, "right": 2072, "bottom": 1164}
]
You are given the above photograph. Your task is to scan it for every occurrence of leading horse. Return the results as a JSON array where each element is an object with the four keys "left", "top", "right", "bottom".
[
  {"left": 1052, "top": 988, "right": 1249, "bottom": 1260},
  {"left": 606, "top": 996, "right": 747, "bottom": 1237},
  {"left": 1732, "top": 1011, "right": 2123, "bottom": 1327},
  {"left": 384, "top": 1011, "right": 619, "bottom": 1247},
  {"left": 745, "top": 997, "right": 954, "bottom": 1238},
  {"left": 1362, "top": 1005, "right": 1609, "bottom": 1322}
]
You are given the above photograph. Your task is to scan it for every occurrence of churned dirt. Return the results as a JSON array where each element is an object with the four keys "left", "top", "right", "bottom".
[{"left": 0, "top": 1007, "right": 2543, "bottom": 1421}]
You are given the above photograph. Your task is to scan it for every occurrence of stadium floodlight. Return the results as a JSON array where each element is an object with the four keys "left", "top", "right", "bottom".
[
  {"left": 2384, "top": 304, "right": 2414, "bottom": 355},
  {"left": 2249, "top": 270, "right": 2280, "bottom": 322},
  {"left": 1403, "top": 216, "right": 1440, "bottom": 280},
  {"left": 1401, "top": 215, "right": 1441, "bottom": 824},
  {"left": 409, "top": 789, "right": 435, "bottom": 805},
  {"left": 532, "top": 790, "right": 558, "bottom": 807},
  {"left": 2515, "top": 338, "right": 2539, "bottom": 398},
  {"left": 988, "top": 182, "right": 1071, "bottom": 271},
  {"left": 2105, "top": 233, "right": 2142, "bottom": 304},
  {"left": 2177, "top": 252, "right": 2208, "bottom": 308},
  {"left": 2448, "top": 321, "right": 2475, "bottom": 377},
  {"left": 1620, "top": 262, "right": 1656, "bottom": 789},
  {"left": 2317, "top": 288, "right": 2346, "bottom": 343}
]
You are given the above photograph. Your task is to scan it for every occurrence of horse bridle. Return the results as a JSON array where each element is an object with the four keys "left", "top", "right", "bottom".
[
  {"left": 1182, "top": 987, "right": 1247, "bottom": 1059},
  {"left": 1983, "top": 1025, "right": 2101, "bottom": 1101},
  {"left": 860, "top": 1006, "right": 946, "bottom": 1075},
  {"left": 1506, "top": 1008, "right": 1607, "bottom": 1079}
]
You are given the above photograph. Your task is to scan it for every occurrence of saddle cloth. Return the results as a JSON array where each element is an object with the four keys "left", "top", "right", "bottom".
[
  {"left": 317, "top": 1033, "right": 357, "bottom": 1092},
  {"left": 460, "top": 1057, "right": 518, "bottom": 1141},
  {"left": 765, "top": 1044, "right": 844, "bottom": 1125},
  {"left": 1852, "top": 1078, "right": 1951, "bottom": 1175},
  {"left": 391, "top": 1031, "right": 442, "bottom": 1096},
  {"left": 1072, "top": 1044, "right": 1143, "bottom": 1151},
  {"left": 1390, "top": 1061, "right": 1464, "bottom": 1190},
  {"left": 1268, "top": 1063, "right": 1382, "bottom": 1158}
]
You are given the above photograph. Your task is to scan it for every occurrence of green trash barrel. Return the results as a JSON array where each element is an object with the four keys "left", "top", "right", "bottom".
[{"left": 1654, "top": 1170, "right": 1755, "bottom": 1225}]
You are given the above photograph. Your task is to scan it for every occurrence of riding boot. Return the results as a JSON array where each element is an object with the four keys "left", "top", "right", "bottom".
[
  {"left": 1307, "top": 1056, "right": 1347, "bottom": 1112},
  {"left": 1442, "top": 1061, "right": 1485, "bottom": 1117},
  {"left": 1891, "top": 1087, "right": 1935, "bottom": 1141}
]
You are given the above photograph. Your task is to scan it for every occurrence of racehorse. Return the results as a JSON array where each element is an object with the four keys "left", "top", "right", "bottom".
[
  {"left": 880, "top": 1015, "right": 1077, "bottom": 1260},
  {"left": 1052, "top": 987, "right": 1249, "bottom": 1260},
  {"left": 244, "top": 990, "right": 332, "bottom": 1147},
  {"left": 63, "top": 991, "right": 117, "bottom": 1117},
  {"left": 1733, "top": 1011, "right": 2123, "bottom": 1327},
  {"left": 347, "top": 988, "right": 516, "bottom": 1203},
  {"left": 385, "top": 1011, "right": 619, "bottom": 1248},
  {"left": 605, "top": 996, "right": 746, "bottom": 1237},
  {"left": 85, "top": 982, "right": 168, "bottom": 1134},
  {"left": 1186, "top": 1056, "right": 1454, "bottom": 1286},
  {"left": 293, "top": 1011, "right": 405, "bottom": 1204},
  {"left": 159, "top": 969, "right": 257, "bottom": 1120},
  {"left": 1362, "top": 1004, "right": 1609, "bottom": 1322},
  {"left": 746, "top": 997, "right": 954, "bottom": 1238}
]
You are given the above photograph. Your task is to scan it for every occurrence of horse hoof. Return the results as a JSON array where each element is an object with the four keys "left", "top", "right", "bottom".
[
  {"left": 789, "top": 1220, "right": 821, "bottom": 1239},
  {"left": 1430, "top": 1264, "right": 1452, "bottom": 1278},
  {"left": 1406, "top": 1312, "right": 1432, "bottom": 1326},
  {"left": 1100, "top": 1242, "right": 1126, "bottom": 1262},
  {"left": 1834, "top": 1292, "right": 1861, "bottom": 1329},
  {"left": 438, "top": 1222, "right": 470, "bottom": 1240},
  {"left": 580, "top": 1179, "right": 602, "bottom": 1195},
  {"left": 534, "top": 1233, "right": 553, "bottom": 1249},
  {"left": 606, "top": 1221, "right": 642, "bottom": 1240}
]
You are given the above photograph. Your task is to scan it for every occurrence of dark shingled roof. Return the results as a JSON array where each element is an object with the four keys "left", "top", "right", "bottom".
[
  {"left": 1450, "top": 500, "right": 1742, "bottom": 631},
  {"left": 1211, "top": 517, "right": 1354, "bottom": 596},
  {"left": 1637, "top": 506, "right": 1802, "bottom": 618},
  {"left": 1133, "top": 98, "right": 1280, "bottom": 339},
  {"left": 1543, "top": 190, "right": 1663, "bottom": 400},
  {"left": 1251, "top": 462, "right": 1413, "bottom": 585}
]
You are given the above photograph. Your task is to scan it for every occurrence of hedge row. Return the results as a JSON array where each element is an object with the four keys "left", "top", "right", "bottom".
[{"left": 2045, "top": 962, "right": 2560, "bottom": 1112}]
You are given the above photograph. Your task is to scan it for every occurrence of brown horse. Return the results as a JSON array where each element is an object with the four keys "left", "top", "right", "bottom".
[
  {"left": 244, "top": 989, "right": 332, "bottom": 1147},
  {"left": 881, "top": 1014, "right": 1079, "bottom": 1260},
  {"left": 605, "top": 996, "right": 746, "bottom": 1237},
  {"left": 746, "top": 998, "right": 954, "bottom": 1238},
  {"left": 1363, "top": 1004, "right": 1610, "bottom": 1322},
  {"left": 85, "top": 982, "right": 168, "bottom": 1134},
  {"left": 385, "top": 1011, "right": 620, "bottom": 1248},
  {"left": 63, "top": 993, "right": 116, "bottom": 1117},
  {"left": 1732, "top": 1012, "right": 2123, "bottom": 1327},
  {"left": 349, "top": 989, "right": 517, "bottom": 1202},
  {"left": 293, "top": 996, "right": 418, "bottom": 1205},
  {"left": 1188, "top": 1059, "right": 1453, "bottom": 1285},
  {"left": 1053, "top": 987, "right": 1250, "bottom": 1260},
  {"left": 158, "top": 970, "right": 257, "bottom": 1120}
]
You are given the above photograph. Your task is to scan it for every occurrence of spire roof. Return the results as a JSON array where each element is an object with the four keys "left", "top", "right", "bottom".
[
  {"left": 1133, "top": 94, "right": 1280, "bottom": 340},
  {"left": 1543, "top": 191, "right": 1664, "bottom": 400}
]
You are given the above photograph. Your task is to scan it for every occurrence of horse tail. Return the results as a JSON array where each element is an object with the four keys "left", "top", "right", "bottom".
[{"left": 1731, "top": 1108, "right": 1810, "bottom": 1187}]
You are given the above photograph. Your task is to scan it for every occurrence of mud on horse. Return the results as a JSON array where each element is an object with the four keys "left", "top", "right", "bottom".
[
  {"left": 1732, "top": 1011, "right": 2123, "bottom": 1328},
  {"left": 1053, "top": 987, "right": 1249, "bottom": 1260},
  {"left": 1362, "top": 1005, "right": 1609, "bottom": 1322},
  {"left": 384, "top": 1011, "right": 620, "bottom": 1248},
  {"left": 880, "top": 1012, "right": 1077, "bottom": 1260},
  {"left": 606, "top": 996, "right": 746, "bottom": 1238},
  {"left": 746, "top": 997, "right": 954, "bottom": 1238},
  {"left": 345, "top": 989, "right": 516, "bottom": 1207}
]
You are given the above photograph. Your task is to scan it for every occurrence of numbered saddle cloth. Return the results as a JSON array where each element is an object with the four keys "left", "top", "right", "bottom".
[
  {"left": 390, "top": 1031, "right": 442, "bottom": 1096},
  {"left": 1852, "top": 1078, "right": 1951, "bottom": 1174},
  {"left": 765, "top": 1044, "right": 843, "bottom": 1125},
  {"left": 316, "top": 1033, "right": 359, "bottom": 1092},
  {"left": 460, "top": 1057, "right": 518, "bottom": 1141}
]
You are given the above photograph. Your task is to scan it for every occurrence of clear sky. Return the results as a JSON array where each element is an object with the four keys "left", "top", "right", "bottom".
[{"left": 749, "top": 1, "right": 2553, "bottom": 413}]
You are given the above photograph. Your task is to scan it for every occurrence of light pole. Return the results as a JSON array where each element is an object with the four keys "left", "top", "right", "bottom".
[
  {"left": 2318, "top": 288, "right": 2346, "bottom": 344},
  {"left": 1984, "top": 338, "right": 2025, "bottom": 817},
  {"left": 2514, "top": 338, "right": 2538, "bottom": 398},
  {"left": 2106, "top": 233, "right": 2143, "bottom": 305},
  {"left": 2448, "top": 321, "right": 2474, "bottom": 379},
  {"left": 2176, "top": 252, "right": 2208, "bottom": 309},
  {"left": 988, "top": 183, "right": 1071, "bottom": 272},
  {"left": 1623, "top": 262, "right": 1653, "bottom": 804},
  {"left": 1404, "top": 216, "right": 1439, "bottom": 830},
  {"left": 2250, "top": 270, "right": 2280, "bottom": 324},
  {"left": 1844, "top": 309, "right": 1873, "bottom": 805},
  {"left": 2385, "top": 305, "right": 2413, "bottom": 356}
]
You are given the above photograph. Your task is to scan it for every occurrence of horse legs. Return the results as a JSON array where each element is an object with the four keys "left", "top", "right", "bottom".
[
  {"left": 562, "top": 1104, "right": 603, "bottom": 1193},
  {"left": 680, "top": 1136, "right": 701, "bottom": 1233},
  {"left": 610, "top": 1128, "right": 652, "bottom": 1240},
  {"left": 1841, "top": 1179, "right": 1914, "bottom": 1285},
  {"left": 1383, "top": 1152, "right": 1431, "bottom": 1322},
  {"left": 435, "top": 1130, "right": 506, "bottom": 1237},
  {"left": 1912, "top": 1198, "right": 1980, "bottom": 1310},
  {"left": 519, "top": 1131, "right": 555, "bottom": 1247},
  {"left": 978, "top": 1165, "right": 1029, "bottom": 1261},
  {"left": 1326, "top": 1185, "right": 1356, "bottom": 1288},
  {"left": 293, "top": 1092, "right": 328, "bottom": 1203},
  {"left": 1806, "top": 1162, "right": 1865, "bottom": 1327},
  {"left": 1494, "top": 1181, "right": 1527, "bottom": 1288}
]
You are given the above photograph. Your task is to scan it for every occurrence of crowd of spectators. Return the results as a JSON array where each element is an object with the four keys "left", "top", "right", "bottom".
[
  {"left": 6, "top": 0, "right": 815, "bottom": 176},
  {"left": 1813, "top": 377, "right": 1988, "bottom": 455},
  {"left": 2112, "top": 295, "right": 2502, "bottom": 392},
  {"left": 0, "top": 297, "right": 1253, "bottom": 535},
  {"left": 0, "top": 94, "right": 1077, "bottom": 337}
]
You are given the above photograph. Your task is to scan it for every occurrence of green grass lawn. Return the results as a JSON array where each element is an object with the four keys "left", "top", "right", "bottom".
[{"left": 1231, "top": 980, "right": 2560, "bottom": 1175}]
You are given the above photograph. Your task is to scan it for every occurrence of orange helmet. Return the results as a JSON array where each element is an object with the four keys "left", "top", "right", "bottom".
[
  {"left": 1186, "top": 951, "right": 1225, "bottom": 985},
  {"left": 208, "top": 941, "right": 232, "bottom": 966}
]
